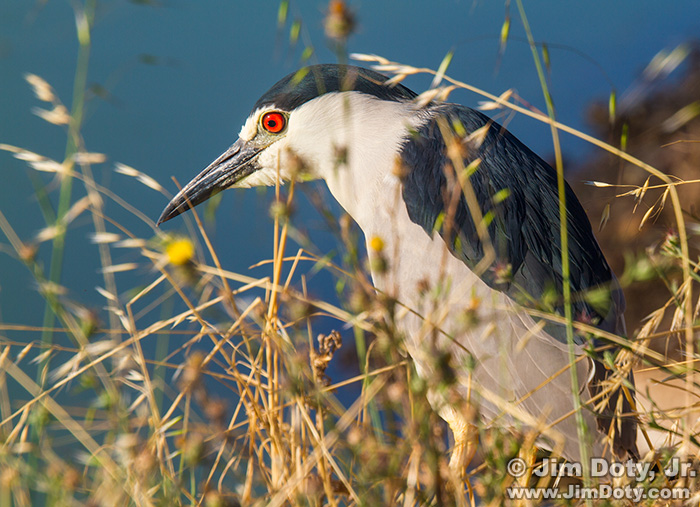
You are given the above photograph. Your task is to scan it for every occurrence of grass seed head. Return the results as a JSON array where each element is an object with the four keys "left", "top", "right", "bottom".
[
  {"left": 25, "top": 73, "right": 56, "bottom": 102},
  {"left": 324, "top": 0, "right": 356, "bottom": 41}
]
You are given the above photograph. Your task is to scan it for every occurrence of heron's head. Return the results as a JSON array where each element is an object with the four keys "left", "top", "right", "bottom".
[{"left": 157, "top": 64, "right": 419, "bottom": 225}]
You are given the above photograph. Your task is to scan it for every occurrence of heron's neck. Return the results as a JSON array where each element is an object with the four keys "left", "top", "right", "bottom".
[{"left": 294, "top": 93, "right": 423, "bottom": 233}]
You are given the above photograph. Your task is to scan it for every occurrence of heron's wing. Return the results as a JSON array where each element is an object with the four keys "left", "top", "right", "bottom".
[
  {"left": 401, "top": 103, "right": 624, "bottom": 344},
  {"left": 400, "top": 103, "right": 638, "bottom": 459}
]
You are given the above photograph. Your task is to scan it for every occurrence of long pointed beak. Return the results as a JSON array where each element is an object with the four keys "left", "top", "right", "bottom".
[{"left": 157, "top": 138, "right": 262, "bottom": 225}]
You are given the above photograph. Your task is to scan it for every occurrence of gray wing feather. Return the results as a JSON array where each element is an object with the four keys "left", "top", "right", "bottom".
[
  {"left": 400, "top": 104, "right": 623, "bottom": 344},
  {"left": 399, "top": 103, "right": 638, "bottom": 459}
]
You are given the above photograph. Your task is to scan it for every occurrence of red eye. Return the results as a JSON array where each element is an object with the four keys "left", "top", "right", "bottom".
[{"left": 261, "top": 112, "right": 286, "bottom": 133}]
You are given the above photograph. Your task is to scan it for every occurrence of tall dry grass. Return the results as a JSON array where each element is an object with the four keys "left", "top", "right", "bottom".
[{"left": 0, "top": 2, "right": 699, "bottom": 506}]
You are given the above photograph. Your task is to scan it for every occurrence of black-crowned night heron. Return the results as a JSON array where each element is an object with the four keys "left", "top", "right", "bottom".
[{"left": 158, "top": 64, "right": 638, "bottom": 469}]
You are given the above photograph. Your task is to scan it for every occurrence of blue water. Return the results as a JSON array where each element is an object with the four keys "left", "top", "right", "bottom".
[{"left": 1, "top": 0, "right": 699, "bottom": 418}]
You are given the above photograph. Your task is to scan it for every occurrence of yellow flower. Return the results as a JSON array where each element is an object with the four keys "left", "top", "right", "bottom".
[
  {"left": 369, "top": 235, "right": 384, "bottom": 253},
  {"left": 166, "top": 238, "right": 195, "bottom": 266}
]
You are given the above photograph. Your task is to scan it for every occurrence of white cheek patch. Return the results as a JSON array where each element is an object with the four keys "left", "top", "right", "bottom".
[{"left": 239, "top": 114, "right": 258, "bottom": 141}]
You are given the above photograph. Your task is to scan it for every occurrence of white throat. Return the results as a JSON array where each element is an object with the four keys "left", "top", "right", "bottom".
[{"left": 289, "top": 92, "right": 424, "bottom": 233}]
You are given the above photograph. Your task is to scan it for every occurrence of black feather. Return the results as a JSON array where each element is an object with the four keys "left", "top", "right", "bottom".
[{"left": 253, "top": 64, "right": 417, "bottom": 113}]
